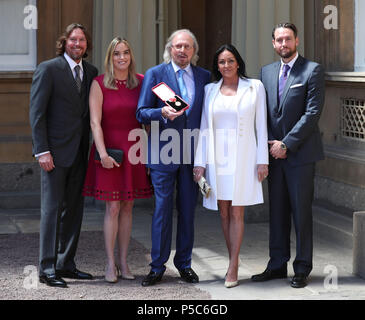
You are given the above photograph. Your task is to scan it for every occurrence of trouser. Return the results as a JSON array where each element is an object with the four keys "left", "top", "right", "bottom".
[
  {"left": 39, "top": 150, "right": 86, "bottom": 276},
  {"left": 149, "top": 165, "right": 198, "bottom": 273}
]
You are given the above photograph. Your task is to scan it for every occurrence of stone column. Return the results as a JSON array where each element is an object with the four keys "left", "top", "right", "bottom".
[
  {"left": 231, "top": 0, "right": 305, "bottom": 78},
  {"left": 93, "top": 0, "right": 179, "bottom": 73},
  {"left": 353, "top": 211, "right": 365, "bottom": 279},
  {"left": 93, "top": 0, "right": 156, "bottom": 73}
]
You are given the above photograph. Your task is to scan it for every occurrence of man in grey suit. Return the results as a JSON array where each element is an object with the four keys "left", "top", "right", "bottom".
[
  {"left": 29, "top": 23, "right": 98, "bottom": 288},
  {"left": 251, "top": 23, "right": 325, "bottom": 288}
]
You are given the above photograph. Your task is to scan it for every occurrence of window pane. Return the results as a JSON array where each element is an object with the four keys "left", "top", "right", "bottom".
[
  {"left": 0, "top": 0, "right": 36, "bottom": 71},
  {"left": 0, "top": 0, "right": 28, "bottom": 55},
  {"left": 355, "top": 0, "right": 365, "bottom": 71}
]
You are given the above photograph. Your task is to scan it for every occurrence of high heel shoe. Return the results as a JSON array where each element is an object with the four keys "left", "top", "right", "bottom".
[
  {"left": 105, "top": 264, "right": 118, "bottom": 283},
  {"left": 224, "top": 279, "right": 239, "bottom": 288},
  {"left": 224, "top": 262, "right": 240, "bottom": 288},
  {"left": 224, "top": 272, "right": 239, "bottom": 288},
  {"left": 116, "top": 264, "right": 135, "bottom": 280}
]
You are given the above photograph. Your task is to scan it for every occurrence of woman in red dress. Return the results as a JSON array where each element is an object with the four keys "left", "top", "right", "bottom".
[{"left": 83, "top": 37, "right": 152, "bottom": 283}]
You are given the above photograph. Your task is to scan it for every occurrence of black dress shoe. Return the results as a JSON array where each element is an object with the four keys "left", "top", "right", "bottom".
[
  {"left": 291, "top": 273, "right": 307, "bottom": 288},
  {"left": 39, "top": 274, "right": 68, "bottom": 288},
  {"left": 141, "top": 271, "right": 164, "bottom": 287},
  {"left": 179, "top": 268, "right": 199, "bottom": 283},
  {"left": 251, "top": 268, "right": 287, "bottom": 282},
  {"left": 56, "top": 268, "right": 93, "bottom": 280}
]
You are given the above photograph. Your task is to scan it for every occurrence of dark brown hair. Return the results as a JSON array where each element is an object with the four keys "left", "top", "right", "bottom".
[
  {"left": 272, "top": 22, "right": 298, "bottom": 40},
  {"left": 212, "top": 44, "right": 247, "bottom": 81},
  {"left": 56, "top": 23, "right": 92, "bottom": 58}
]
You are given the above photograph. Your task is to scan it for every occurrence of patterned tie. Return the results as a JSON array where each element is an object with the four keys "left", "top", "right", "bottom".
[
  {"left": 278, "top": 64, "right": 290, "bottom": 102},
  {"left": 177, "top": 69, "right": 189, "bottom": 103},
  {"left": 74, "top": 65, "right": 82, "bottom": 93}
]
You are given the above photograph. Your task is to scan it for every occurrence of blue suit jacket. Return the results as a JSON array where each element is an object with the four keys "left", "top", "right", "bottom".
[
  {"left": 136, "top": 62, "right": 211, "bottom": 171},
  {"left": 261, "top": 55, "right": 325, "bottom": 166}
]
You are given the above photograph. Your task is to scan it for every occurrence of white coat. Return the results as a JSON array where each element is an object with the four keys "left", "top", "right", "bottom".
[{"left": 194, "top": 77, "right": 269, "bottom": 210}]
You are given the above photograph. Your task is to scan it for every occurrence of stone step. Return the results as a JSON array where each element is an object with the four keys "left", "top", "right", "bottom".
[
  {"left": 0, "top": 191, "right": 40, "bottom": 209},
  {"left": 313, "top": 205, "right": 353, "bottom": 249}
]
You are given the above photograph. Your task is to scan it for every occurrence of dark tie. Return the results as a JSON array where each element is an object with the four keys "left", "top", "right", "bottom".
[
  {"left": 278, "top": 64, "right": 290, "bottom": 102},
  {"left": 74, "top": 65, "right": 82, "bottom": 93},
  {"left": 177, "top": 69, "right": 188, "bottom": 103}
]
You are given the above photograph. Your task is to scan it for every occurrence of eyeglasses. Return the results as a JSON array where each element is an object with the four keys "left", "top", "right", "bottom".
[{"left": 171, "top": 44, "right": 193, "bottom": 51}]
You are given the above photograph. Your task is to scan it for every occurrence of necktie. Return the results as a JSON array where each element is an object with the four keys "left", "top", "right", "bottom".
[
  {"left": 177, "top": 69, "right": 189, "bottom": 103},
  {"left": 278, "top": 64, "right": 290, "bottom": 102},
  {"left": 74, "top": 65, "right": 82, "bottom": 93}
]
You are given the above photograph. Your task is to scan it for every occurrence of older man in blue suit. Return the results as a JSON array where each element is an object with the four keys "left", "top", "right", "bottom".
[
  {"left": 136, "top": 29, "right": 210, "bottom": 286},
  {"left": 251, "top": 23, "right": 325, "bottom": 288}
]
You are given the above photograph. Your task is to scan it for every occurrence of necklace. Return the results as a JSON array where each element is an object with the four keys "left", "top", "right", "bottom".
[{"left": 115, "top": 79, "right": 127, "bottom": 85}]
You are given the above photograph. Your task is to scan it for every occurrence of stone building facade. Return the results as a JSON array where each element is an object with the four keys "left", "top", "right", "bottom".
[{"left": 0, "top": 0, "right": 364, "bottom": 216}]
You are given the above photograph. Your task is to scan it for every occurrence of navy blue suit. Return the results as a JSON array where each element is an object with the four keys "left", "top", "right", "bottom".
[
  {"left": 136, "top": 62, "right": 210, "bottom": 273},
  {"left": 261, "top": 55, "right": 325, "bottom": 276}
]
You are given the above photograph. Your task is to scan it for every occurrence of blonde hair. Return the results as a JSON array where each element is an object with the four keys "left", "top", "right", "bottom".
[
  {"left": 103, "top": 37, "right": 139, "bottom": 90},
  {"left": 163, "top": 29, "right": 199, "bottom": 65}
]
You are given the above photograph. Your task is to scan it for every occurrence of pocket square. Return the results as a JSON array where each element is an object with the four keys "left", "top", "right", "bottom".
[{"left": 290, "top": 83, "right": 303, "bottom": 89}]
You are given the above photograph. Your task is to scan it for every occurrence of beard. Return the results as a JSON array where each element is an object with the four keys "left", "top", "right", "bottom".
[
  {"left": 277, "top": 47, "right": 296, "bottom": 59},
  {"left": 65, "top": 46, "right": 86, "bottom": 62},
  {"left": 69, "top": 51, "right": 84, "bottom": 61}
]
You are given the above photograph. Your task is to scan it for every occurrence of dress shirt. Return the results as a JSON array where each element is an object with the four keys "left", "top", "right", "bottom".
[
  {"left": 171, "top": 60, "right": 195, "bottom": 106},
  {"left": 64, "top": 52, "right": 84, "bottom": 81},
  {"left": 278, "top": 52, "right": 298, "bottom": 79}
]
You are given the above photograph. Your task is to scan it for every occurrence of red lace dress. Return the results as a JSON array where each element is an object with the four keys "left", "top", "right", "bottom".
[{"left": 83, "top": 74, "right": 153, "bottom": 201}]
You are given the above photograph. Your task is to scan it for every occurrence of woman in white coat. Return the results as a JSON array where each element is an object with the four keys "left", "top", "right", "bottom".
[{"left": 193, "top": 44, "right": 269, "bottom": 288}]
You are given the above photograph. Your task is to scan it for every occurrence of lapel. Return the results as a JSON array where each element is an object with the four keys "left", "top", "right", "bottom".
[
  {"left": 207, "top": 80, "right": 221, "bottom": 130},
  {"left": 234, "top": 77, "right": 252, "bottom": 107},
  {"left": 270, "top": 61, "right": 281, "bottom": 113},
  {"left": 165, "top": 63, "right": 180, "bottom": 96},
  {"left": 56, "top": 56, "right": 82, "bottom": 103},
  {"left": 278, "top": 55, "right": 304, "bottom": 112},
  {"left": 186, "top": 65, "right": 202, "bottom": 115},
  {"left": 208, "top": 78, "right": 251, "bottom": 110}
]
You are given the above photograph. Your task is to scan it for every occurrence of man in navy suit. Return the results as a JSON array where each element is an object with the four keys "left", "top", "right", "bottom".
[
  {"left": 136, "top": 29, "right": 210, "bottom": 286},
  {"left": 251, "top": 23, "right": 325, "bottom": 288}
]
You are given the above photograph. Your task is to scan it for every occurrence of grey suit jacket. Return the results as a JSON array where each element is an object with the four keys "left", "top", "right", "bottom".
[
  {"left": 260, "top": 55, "right": 325, "bottom": 166},
  {"left": 29, "top": 55, "right": 98, "bottom": 167}
]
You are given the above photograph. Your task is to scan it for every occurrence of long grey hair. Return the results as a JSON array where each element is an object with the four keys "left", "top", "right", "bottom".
[{"left": 163, "top": 29, "right": 200, "bottom": 65}]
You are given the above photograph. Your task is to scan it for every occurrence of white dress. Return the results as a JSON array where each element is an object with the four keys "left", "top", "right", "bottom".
[
  {"left": 194, "top": 78, "right": 268, "bottom": 211},
  {"left": 213, "top": 91, "right": 237, "bottom": 200}
]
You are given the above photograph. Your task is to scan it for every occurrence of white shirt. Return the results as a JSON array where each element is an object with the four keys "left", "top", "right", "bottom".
[
  {"left": 64, "top": 52, "right": 84, "bottom": 81},
  {"left": 35, "top": 54, "right": 84, "bottom": 159},
  {"left": 279, "top": 52, "right": 299, "bottom": 79}
]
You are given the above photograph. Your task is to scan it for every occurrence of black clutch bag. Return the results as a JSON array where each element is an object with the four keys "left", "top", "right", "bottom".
[{"left": 94, "top": 148, "right": 124, "bottom": 164}]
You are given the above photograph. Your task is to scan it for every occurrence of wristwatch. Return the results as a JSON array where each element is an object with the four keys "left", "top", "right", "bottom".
[{"left": 280, "top": 142, "right": 287, "bottom": 150}]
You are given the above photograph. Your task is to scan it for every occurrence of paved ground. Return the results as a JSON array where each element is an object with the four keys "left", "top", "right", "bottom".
[{"left": 0, "top": 199, "right": 364, "bottom": 300}]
